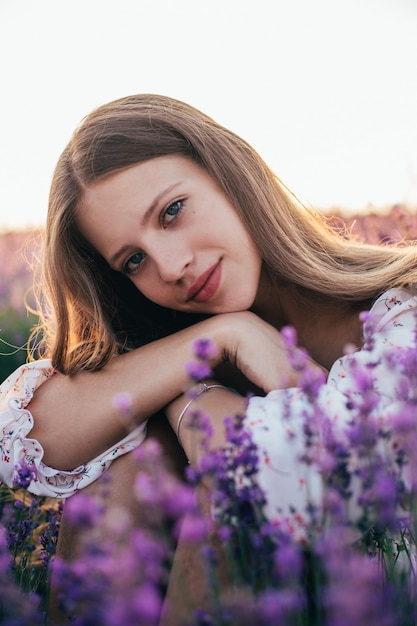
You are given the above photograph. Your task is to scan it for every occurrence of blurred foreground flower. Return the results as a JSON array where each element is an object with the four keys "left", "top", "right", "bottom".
[{"left": 4, "top": 319, "right": 417, "bottom": 623}]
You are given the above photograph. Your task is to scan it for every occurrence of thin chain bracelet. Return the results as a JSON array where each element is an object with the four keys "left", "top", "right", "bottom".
[{"left": 176, "top": 383, "right": 228, "bottom": 443}]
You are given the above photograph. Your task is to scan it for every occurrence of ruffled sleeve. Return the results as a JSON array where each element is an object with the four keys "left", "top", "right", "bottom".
[{"left": 0, "top": 360, "right": 147, "bottom": 498}]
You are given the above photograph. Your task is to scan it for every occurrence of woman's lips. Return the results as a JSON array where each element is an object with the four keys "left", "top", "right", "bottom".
[{"left": 186, "top": 262, "right": 222, "bottom": 303}]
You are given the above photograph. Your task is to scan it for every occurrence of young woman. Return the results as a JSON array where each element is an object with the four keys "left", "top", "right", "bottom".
[{"left": 1, "top": 93, "right": 417, "bottom": 520}]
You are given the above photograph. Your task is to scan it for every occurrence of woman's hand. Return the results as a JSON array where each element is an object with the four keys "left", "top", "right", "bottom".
[{"left": 211, "top": 311, "right": 319, "bottom": 393}]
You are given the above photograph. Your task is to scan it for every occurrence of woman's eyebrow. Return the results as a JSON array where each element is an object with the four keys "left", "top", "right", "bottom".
[{"left": 140, "top": 182, "right": 181, "bottom": 227}]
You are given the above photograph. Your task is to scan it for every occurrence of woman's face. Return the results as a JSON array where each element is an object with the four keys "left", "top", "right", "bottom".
[{"left": 78, "top": 155, "right": 263, "bottom": 314}]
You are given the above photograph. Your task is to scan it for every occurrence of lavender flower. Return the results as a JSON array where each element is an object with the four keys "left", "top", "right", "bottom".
[
  {"left": 185, "top": 360, "right": 213, "bottom": 382},
  {"left": 64, "top": 491, "right": 104, "bottom": 528},
  {"left": 185, "top": 337, "right": 217, "bottom": 382},
  {"left": 192, "top": 338, "right": 219, "bottom": 361},
  {"left": 112, "top": 391, "right": 133, "bottom": 417},
  {"left": 12, "top": 458, "right": 37, "bottom": 489}
]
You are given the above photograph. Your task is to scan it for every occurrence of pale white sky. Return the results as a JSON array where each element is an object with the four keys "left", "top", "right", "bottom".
[{"left": 0, "top": 0, "right": 416, "bottom": 230}]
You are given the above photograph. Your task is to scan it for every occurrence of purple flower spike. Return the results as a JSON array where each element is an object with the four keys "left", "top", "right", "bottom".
[
  {"left": 185, "top": 360, "right": 213, "bottom": 381},
  {"left": 64, "top": 492, "right": 104, "bottom": 528},
  {"left": 281, "top": 325, "right": 298, "bottom": 348},
  {"left": 12, "top": 457, "right": 36, "bottom": 489},
  {"left": 192, "top": 337, "right": 219, "bottom": 361},
  {"left": 112, "top": 391, "right": 133, "bottom": 417}
]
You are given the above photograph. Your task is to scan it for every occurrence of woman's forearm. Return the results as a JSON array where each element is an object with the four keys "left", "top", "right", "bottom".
[{"left": 28, "top": 316, "right": 231, "bottom": 470}]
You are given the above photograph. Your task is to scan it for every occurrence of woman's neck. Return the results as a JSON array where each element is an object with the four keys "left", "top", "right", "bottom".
[
  {"left": 286, "top": 297, "right": 363, "bottom": 370},
  {"left": 252, "top": 278, "right": 363, "bottom": 370}
]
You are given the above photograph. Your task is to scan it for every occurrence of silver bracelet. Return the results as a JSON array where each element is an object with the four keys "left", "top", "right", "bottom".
[{"left": 176, "top": 383, "right": 228, "bottom": 443}]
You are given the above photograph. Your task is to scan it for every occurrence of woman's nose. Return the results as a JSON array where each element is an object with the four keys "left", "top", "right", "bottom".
[{"left": 154, "top": 246, "right": 192, "bottom": 284}]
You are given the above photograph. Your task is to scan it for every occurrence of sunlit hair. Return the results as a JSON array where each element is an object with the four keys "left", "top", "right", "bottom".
[{"left": 35, "top": 94, "right": 417, "bottom": 373}]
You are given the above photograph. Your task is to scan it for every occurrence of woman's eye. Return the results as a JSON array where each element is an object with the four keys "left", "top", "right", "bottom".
[
  {"left": 123, "top": 251, "right": 146, "bottom": 275},
  {"left": 162, "top": 199, "right": 183, "bottom": 226}
]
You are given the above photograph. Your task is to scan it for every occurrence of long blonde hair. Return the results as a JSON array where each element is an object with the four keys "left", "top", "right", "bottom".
[{"left": 36, "top": 94, "right": 417, "bottom": 374}]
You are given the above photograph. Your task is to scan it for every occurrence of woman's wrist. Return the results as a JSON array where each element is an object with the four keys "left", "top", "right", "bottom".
[
  {"left": 165, "top": 382, "right": 246, "bottom": 465},
  {"left": 175, "top": 383, "right": 230, "bottom": 444}
]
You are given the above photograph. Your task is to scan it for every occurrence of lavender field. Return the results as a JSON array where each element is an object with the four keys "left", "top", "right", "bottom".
[{"left": 329, "top": 204, "right": 417, "bottom": 244}]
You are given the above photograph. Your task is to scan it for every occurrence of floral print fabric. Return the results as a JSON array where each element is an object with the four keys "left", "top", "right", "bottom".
[{"left": 0, "top": 360, "right": 146, "bottom": 497}]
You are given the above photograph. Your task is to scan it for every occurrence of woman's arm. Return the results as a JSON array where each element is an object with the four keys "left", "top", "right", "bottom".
[{"left": 28, "top": 311, "right": 297, "bottom": 471}]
